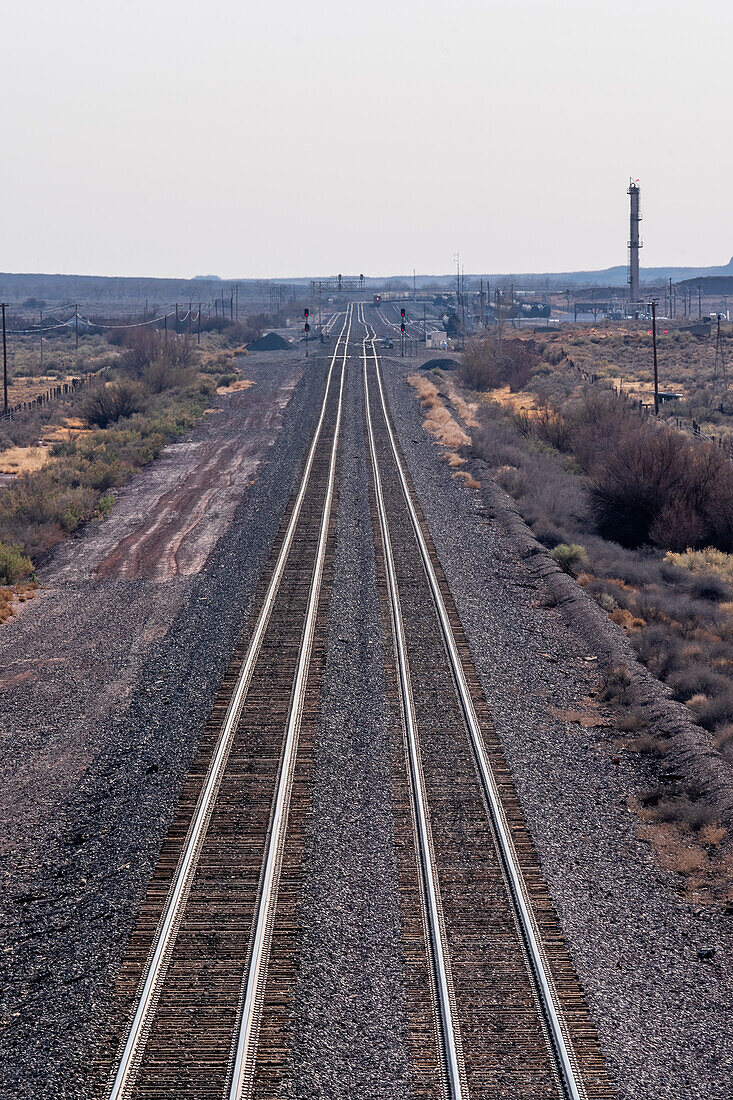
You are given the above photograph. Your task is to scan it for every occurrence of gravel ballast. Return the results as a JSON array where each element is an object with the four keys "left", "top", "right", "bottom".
[
  {"left": 379, "top": 351, "right": 733, "bottom": 1100},
  {"left": 282, "top": 354, "right": 413, "bottom": 1099}
]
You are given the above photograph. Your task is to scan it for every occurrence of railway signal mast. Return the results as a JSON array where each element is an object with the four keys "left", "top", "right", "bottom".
[
  {"left": 304, "top": 308, "right": 310, "bottom": 358},
  {"left": 400, "top": 307, "right": 407, "bottom": 357}
]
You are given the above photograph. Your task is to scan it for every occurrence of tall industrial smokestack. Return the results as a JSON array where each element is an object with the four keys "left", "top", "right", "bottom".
[{"left": 628, "top": 179, "right": 642, "bottom": 305}]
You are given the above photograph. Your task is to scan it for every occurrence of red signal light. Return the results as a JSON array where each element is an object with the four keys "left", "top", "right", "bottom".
[
  {"left": 663, "top": 329, "right": 668, "bottom": 335},
  {"left": 401, "top": 308, "right": 406, "bottom": 318},
  {"left": 305, "top": 322, "right": 310, "bottom": 332},
  {"left": 400, "top": 323, "right": 406, "bottom": 332},
  {"left": 304, "top": 308, "right": 309, "bottom": 318}
]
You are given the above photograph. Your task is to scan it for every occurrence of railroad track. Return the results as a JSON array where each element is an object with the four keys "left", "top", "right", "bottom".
[
  {"left": 359, "top": 304, "right": 613, "bottom": 1099},
  {"left": 98, "top": 301, "right": 613, "bottom": 1099},
  {"left": 101, "top": 305, "right": 353, "bottom": 1099}
]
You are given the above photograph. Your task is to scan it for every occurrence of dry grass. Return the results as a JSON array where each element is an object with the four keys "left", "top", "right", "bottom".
[
  {"left": 216, "top": 378, "right": 254, "bottom": 395},
  {"left": 486, "top": 384, "right": 541, "bottom": 414},
  {"left": 408, "top": 373, "right": 481, "bottom": 492},
  {"left": 452, "top": 469, "right": 481, "bottom": 490},
  {"left": 7, "top": 375, "right": 64, "bottom": 404},
  {"left": 0, "top": 582, "right": 38, "bottom": 624},
  {"left": 442, "top": 377, "right": 480, "bottom": 428},
  {"left": 0, "top": 445, "right": 52, "bottom": 475},
  {"left": 408, "top": 374, "right": 470, "bottom": 449}
]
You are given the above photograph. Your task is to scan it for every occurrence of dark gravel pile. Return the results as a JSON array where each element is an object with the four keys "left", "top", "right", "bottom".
[
  {"left": 282, "top": 356, "right": 413, "bottom": 1099},
  {"left": 379, "top": 352, "right": 733, "bottom": 1100},
  {"left": 0, "top": 350, "right": 329, "bottom": 1100},
  {"left": 419, "top": 357, "right": 458, "bottom": 371},
  {"left": 248, "top": 331, "right": 292, "bottom": 351}
]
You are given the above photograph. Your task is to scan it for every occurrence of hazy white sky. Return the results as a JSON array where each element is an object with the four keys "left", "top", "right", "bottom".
[{"left": 3, "top": 0, "right": 731, "bottom": 278}]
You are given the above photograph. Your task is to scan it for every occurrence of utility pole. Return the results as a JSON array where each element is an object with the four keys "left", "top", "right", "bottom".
[
  {"left": 235, "top": 284, "right": 239, "bottom": 322},
  {"left": 413, "top": 267, "right": 416, "bottom": 301},
  {"left": 669, "top": 278, "right": 673, "bottom": 319},
  {"left": 197, "top": 303, "right": 202, "bottom": 345},
  {"left": 40, "top": 309, "right": 43, "bottom": 370},
  {"left": 188, "top": 302, "right": 192, "bottom": 338},
  {"left": 651, "top": 301, "right": 659, "bottom": 416},
  {"left": 699, "top": 284, "right": 702, "bottom": 319},
  {"left": 2, "top": 304, "right": 7, "bottom": 412},
  {"left": 175, "top": 303, "right": 180, "bottom": 335},
  {"left": 230, "top": 289, "right": 234, "bottom": 321},
  {"left": 423, "top": 302, "right": 427, "bottom": 343},
  {"left": 714, "top": 313, "right": 727, "bottom": 397},
  {"left": 75, "top": 304, "right": 79, "bottom": 349}
]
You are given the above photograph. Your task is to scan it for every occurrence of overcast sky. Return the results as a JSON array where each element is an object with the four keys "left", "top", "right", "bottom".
[{"left": 3, "top": 0, "right": 730, "bottom": 279}]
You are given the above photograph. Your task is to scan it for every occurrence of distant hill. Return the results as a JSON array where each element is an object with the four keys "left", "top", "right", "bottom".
[{"left": 396, "top": 260, "right": 733, "bottom": 291}]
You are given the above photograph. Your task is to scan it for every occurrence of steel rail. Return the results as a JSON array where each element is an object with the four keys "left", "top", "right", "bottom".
[
  {"left": 361, "top": 311, "right": 466, "bottom": 1100},
  {"left": 106, "top": 307, "right": 353, "bottom": 1100},
  {"left": 225, "top": 305, "right": 352, "bottom": 1099},
  {"left": 361, "top": 307, "right": 585, "bottom": 1100}
]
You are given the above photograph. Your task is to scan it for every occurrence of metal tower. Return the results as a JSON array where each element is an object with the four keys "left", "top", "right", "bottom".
[{"left": 627, "top": 179, "right": 642, "bottom": 305}]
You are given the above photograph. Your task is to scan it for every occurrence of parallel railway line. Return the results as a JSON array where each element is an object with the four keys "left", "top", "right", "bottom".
[
  {"left": 361, "top": 305, "right": 612, "bottom": 1098},
  {"left": 98, "top": 301, "right": 613, "bottom": 1099},
  {"left": 102, "top": 307, "right": 353, "bottom": 1099}
]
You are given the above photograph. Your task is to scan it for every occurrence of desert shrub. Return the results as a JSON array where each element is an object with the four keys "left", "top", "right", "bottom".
[
  {"left": 589, "top": 425, "right": 733, "bottom": 551},
  {"left": 532, "top": 405, "right": 572, "bottom": 452},
  {"left": 530, "top": 517, "right": 566, "bottom": 548},
  {"left": 665, "top": 547, "right": 733, "bottom": 584},
  {"left": 120, "top": 330, "right": 197, "bottom": 392},
  {"left": 651, "top": 794, "right": 717, "bottom": 832},
  {"left": 82, "top": 380, "right": 146, "bottom": 427},
  {"left": 550, "top": 543, "right": 589, "bottom": 570},
  {"left": 598, "top": 664, "right": 637, "bottom": 705},
  {"left": 715, "top": 724, "right": 733, "bottom": 761},
  {"left": 689, "top": 690, "right": 733, "bottom": 731},
  {"left": 462, "top": 334, "right": 540, "bottom": 392},
  {"left": 631, "top": 625, "right": 683, "bottom": 678},
  {"left": 627, "top": 731, "right": 664, "bottom": 753},
  {"left": 567, "top": 390, "right": 643, "bottom": 472},
  {"left": 596, "top": 591, "right": 619, "bottom": 612},
  {"left": 667, "top": 666, "right": 730, "bottom": 703},
  {"left": 543, "top": 344, "right": 566, "bottom": 366},
  {"left": 0, "top": 541, "right": 34, "bottom": 584},
  {"left": 686, "top": 573, "right": 732, "bottom": 602}
]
